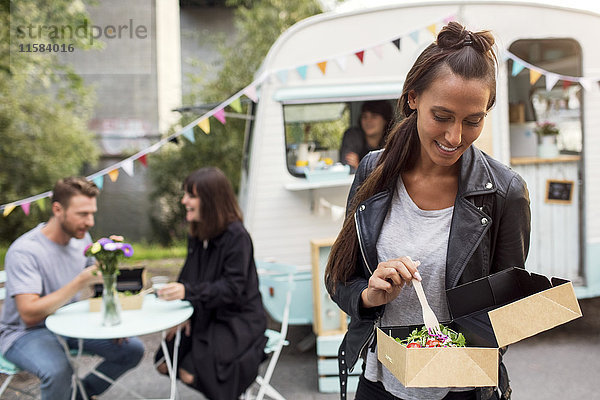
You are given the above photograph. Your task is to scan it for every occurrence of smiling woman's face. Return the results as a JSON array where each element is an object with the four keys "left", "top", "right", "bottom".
[
  {"left": 181, "top": 190, "right": 201, "bottom": 222},
  {"left": 408, "top": 67, "right": 491, "bottom": 170}
]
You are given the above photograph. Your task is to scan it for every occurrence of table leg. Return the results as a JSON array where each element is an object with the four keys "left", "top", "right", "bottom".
[
  {"left": 159, "top": 328, "right": 182, "bottom": 400},
  {"left": 55, "top": 336, "right": 88, "bottom": 400}
]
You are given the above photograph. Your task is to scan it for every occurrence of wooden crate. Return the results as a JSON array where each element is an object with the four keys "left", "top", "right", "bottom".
[{"left": 316, "top": 334, "right": 360, "bottom": 393}]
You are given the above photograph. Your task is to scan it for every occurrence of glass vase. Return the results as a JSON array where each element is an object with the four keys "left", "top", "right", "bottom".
[{"left": 101, "top": 273, "right": 122, "bottom": 326}]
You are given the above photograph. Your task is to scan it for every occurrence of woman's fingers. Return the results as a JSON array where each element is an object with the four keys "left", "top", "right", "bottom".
[{"left": 376, "top": 257, "right": 421, "bottom": 283}]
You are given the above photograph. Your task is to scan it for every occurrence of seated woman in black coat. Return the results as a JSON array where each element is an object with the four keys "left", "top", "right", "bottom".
[{"left": 155, "top": 167, "right": 267, "bottom": 400}]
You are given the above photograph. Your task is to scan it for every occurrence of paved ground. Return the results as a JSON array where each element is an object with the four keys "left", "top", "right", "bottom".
[{"left": 2, "top": 264, "right": 599, "bottom": 399}]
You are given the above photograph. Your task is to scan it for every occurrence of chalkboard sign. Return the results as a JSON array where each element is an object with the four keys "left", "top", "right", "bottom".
[{"left": 545, "top": 180, "right": 574, "bottom": 204}]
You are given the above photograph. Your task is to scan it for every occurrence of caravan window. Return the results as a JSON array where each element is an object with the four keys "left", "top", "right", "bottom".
[
  {"left": 283, "top": 100, "right": 396, "bottom": 177},
  {"left": 508, "top": 39, "right": 583, "bottom": 154}
]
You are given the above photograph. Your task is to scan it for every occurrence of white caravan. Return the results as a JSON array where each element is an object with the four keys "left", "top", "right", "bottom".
[{"left": 239, "top": 1, "right": 600, "bottom": 299}]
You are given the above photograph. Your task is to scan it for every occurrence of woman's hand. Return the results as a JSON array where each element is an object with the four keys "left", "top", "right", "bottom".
[
  {"left": 361, "top": 256, "right": 422, "bottom": 308},
  {"left": 165, "top": 319, "right": 191, "bottom": 341},
  {"left": 157, "top": 282, "right": 185, "bottom": 301},
  {"left": 345, "top": 152, "right": 360, "bottom": 169}
]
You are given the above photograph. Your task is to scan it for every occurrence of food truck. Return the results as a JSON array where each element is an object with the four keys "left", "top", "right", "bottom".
[{"left": 239, "top": 1, "right": 600, "bottom": 302}]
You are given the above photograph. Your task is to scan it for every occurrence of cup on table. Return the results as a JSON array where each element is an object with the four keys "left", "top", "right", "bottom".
[{"left": 151, "top": 276, "right": 169, "bottom": 296}]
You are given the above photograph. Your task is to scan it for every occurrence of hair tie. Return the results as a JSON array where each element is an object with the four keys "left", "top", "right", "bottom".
[{"left": 463, "top": 33, "right": 473, "bottom": 47}]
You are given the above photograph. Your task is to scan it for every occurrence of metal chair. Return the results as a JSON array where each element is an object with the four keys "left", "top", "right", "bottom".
[
  {"left": 0, "top": 353, "right": 21, "bottom": 397},
  {"left": 244, "top": 260, "right": 297, "bottom": 400}
]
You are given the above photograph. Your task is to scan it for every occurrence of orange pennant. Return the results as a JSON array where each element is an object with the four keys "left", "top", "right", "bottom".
[
  {"left": 108, "top": 169, "right": 119, "bottom": 182},
  {"left": 530, "top": 69, "right": 542, "bottom": 85},
  {"left": 317, "top": 61, "right": 327, "bottom": 75}
]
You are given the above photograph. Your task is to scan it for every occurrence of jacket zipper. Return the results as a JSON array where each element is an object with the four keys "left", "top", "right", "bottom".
[{"left": 354, "top": 211, "right": 373, "bottom": 275}]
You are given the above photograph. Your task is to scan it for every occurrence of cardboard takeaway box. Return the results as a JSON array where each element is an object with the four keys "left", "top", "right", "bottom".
[{"left": 377, "top": 267, "right": 582, "bottom": 388}]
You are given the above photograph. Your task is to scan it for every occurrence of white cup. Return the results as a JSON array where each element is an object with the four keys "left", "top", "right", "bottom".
[{"left": 151, "top": 276, "right": 169, "bottom": 292}]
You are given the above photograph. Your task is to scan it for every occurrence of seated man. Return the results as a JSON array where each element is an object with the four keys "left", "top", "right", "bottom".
[{"left": 0, "top": 177, "right": 144, "bottom": 400}]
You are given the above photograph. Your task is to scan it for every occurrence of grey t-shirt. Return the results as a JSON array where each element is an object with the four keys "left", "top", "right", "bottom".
[
  {"left": 0, "top": 223, "right": 94, "bottom": 354},
  {"left": 364, "top": 177, "right": 455, "bottom": 400}
]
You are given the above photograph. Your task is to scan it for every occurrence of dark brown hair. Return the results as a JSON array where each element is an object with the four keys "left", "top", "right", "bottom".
[
  {"left": 51, "top": 177, "right": 99, "bottom": 208},
  {"left": 325, "top": 22, "right": 498, "bottom": 286},
  {"left": 183, "top": 167, "right": 243, "bottom": 240}
]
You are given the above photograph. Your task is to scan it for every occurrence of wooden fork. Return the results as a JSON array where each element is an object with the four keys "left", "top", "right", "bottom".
[{"left": 413, "top": 280, "right": 442, "bottom": 335}]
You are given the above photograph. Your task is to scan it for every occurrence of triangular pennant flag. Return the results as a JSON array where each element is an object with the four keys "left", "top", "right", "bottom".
[
  {"left": 545, "top": 74, "right": 560, "bottom": 92},
  {"left": 214, "top": 108, "right": 226, "bottom": 124},
  {"left": 372, "top": 45, "right": 384, "bottom": 59},
  {"left": 93, "top": 175, "right": 104, "bottom": 190},
  {"left": 276, "top": 70, "right": 288, "bottom": 84},
  {"left": 229, "top": 97, "right": 242, "bottom": 113},
  {"left": 334, "top": 56, "right": 347, "bottom": 71},
  {"left": 409, "top": 30, "right": 419, "bottom": 43},
  {"left": 579, "top": 78, "right": 593, "bottom": 92},
  {"left": 21, "top": 202, "right": 31, "bottom": 216},
  {"left": 3, "top": 204, "right": 16, "bottom": 217},
  {"left": 198, "top": 118, "right": 210, "bottom": 134},
  {"left": 36, "top": 198, "right": 46, "bottom": 211},
  {"left": 392, "top": 38, "right": 401, "bottom": 51},
  {"left": 138, "top": 154, "right": 148, "bottom": 167},
  {"left": 529, "top": 69, "right": 542, "bottom": 85},
  {"left": 121, "top": 159, "right": 134, "bottom": 177},
  {"left": 169, "top": 137, "right": 179, "bottom": 145},
  {"left": 562, "top": 80, "right": 572, "bottom": 90},
  {"left": 317, "top": 61, "right": 327, "bottom": 75},
  {"left": 427, "top": 23, "right": 437, "bottom": 36},
  {"left": 108, "top": 169, "right": 119, "bottom": 182},
  {"left": 511, "top": 60, "right": 525, "bottom": 76},
  {"left": 243, "top": 85, "right": 258, "bottom": 102},
  {"left": 296, "top": 65, "right": 308, "bottom": 80},
  {"left": 355, "top": 50, "right": 365, "bottom": 64},
  {"left": 182, "top": 126, "right": 195, "bottom": 143}
]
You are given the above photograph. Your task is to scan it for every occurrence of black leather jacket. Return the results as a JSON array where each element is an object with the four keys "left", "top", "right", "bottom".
[{"left": 328, "top": 146, "right": 531, "bottom": 400}]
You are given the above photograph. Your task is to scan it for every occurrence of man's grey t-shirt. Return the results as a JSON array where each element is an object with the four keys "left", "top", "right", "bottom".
[
  {"left": 364, "top": 177, "right": 454, "bottom": 400},
  {"left": 0, "top": 223, "right": 94, "bottom": 354}
]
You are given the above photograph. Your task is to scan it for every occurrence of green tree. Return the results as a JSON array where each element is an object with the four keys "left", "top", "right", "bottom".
[
  {"left": 0, "top": 0, "right": 99, "bottom": 243},
  {"left": 148, "top": 0, "right": 322, "bottom": 244}
]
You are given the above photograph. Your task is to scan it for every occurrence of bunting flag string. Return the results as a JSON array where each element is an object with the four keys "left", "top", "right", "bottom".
[
  {"left": 5, "top": 15, "right": 600, "bottom": 216},
  {"left": 505, "top": 50, "right": 600, "bottom": 91}
]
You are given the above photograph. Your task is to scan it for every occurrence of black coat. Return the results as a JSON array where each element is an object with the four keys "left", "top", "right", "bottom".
[
  {"left": 329, "top": 146, "right": 531, "bottom": 400},
  {"left": 180, "top": 220, "right": 267, "bottom": 400}
]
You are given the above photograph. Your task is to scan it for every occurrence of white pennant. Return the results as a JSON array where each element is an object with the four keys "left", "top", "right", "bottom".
[
  {"left": 372, "top": 44, "right": 384, "bottom": 59},
  {"left": 579, "top": 78, "right": 593, "bottom": 92},
  {"left": 545, "top": 73, "right": 560, "bottom": 92},
  {"left": 334, "top": 56, "right": 347, "bottom": 71},
  {"left": 121, "top": 159, "right": 134, "bottom": 177}
]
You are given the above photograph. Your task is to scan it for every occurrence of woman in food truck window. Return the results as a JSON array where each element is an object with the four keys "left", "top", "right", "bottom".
[
  {"left": 339, "top": 99, "right": 394, "bottom": 171},
  {"left": 154, "top": 167, "right": 267, "bottom": 400},
  {"left": 326, "top": 22, "right": 530, "bottom": 400}
]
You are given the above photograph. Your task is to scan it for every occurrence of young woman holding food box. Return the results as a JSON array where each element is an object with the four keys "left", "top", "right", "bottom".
[{"left": 325, "top": 22, "right": 531, "bottom": 400}]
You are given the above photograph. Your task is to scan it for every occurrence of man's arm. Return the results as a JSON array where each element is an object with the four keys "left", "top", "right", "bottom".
[{"left": 15, "top": 265, "right": 99, "bottom": 326}]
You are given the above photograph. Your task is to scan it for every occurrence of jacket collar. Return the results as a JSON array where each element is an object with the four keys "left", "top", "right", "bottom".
[{"left": 355, "top": 146, "right": 496, "bottom": 286}]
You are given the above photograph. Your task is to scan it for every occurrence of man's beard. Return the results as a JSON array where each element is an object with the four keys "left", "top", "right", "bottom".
[{"left": 59, "top": 217, "right": 85, "bottom": 239}]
